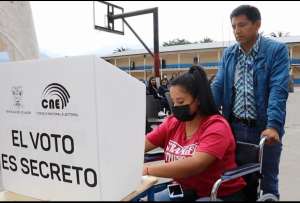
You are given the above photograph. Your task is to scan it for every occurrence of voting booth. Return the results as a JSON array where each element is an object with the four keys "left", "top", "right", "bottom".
[{"left": 0, "top": 55, "right": 146, "bottom": 200}]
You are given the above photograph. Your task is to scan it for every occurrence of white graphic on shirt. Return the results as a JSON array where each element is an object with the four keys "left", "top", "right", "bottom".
[{"left": 165, "top": 140, "right": 198, "bottom": 162}]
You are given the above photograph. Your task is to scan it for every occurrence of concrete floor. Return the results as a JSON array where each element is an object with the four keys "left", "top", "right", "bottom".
[{"left": 280, "top": 87, "right": 300, "bottom": 201}]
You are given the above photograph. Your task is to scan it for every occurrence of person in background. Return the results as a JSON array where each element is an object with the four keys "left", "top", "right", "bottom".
[
  {"left": 158, "top": 78, "right": 171, "bottom": 113},
  {"left": 147, "top": 76, "right": 160, "bottom": 99},
  {"left": 170, "top": 72, "right": 178, "bottom": 82},
  {"left": 158, "top": 78, "right": 169, "bottom": 96}
]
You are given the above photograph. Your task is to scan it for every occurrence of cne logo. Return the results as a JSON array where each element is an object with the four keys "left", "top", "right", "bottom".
[{"left": 41, "top": 83, "right": 70, "bottom": 110}]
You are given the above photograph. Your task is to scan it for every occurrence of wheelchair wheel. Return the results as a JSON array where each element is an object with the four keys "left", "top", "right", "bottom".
[{"left": 257, "top": 193, "right": 278, "bottom": 201}]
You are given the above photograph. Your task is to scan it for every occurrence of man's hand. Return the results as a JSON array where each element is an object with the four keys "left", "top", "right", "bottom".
[{"left": 261, "top": 128, "right": 280, "bottom": 145}]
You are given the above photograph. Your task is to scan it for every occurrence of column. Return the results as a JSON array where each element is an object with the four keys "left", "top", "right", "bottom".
[
  {"left": 128, "top": 57, "right": 131, "bottom": 75},
  {"left": 177, "top": 53, "right": 181, "bottom": 69},
  {"left": 143, "top": 55, "right": 146, "bottom": 81},
  {"left": 0, "top": 1, "right": 39, "bottom": 61}
]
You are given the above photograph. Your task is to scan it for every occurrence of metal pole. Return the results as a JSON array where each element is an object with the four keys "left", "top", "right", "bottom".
[
  {"left": 122, "top": 18, "right": 154, "bottom": 57},
  {"left": 110, "top": 6, "right": 161, "bottom": 83},
  {"left": 112, "top": 8, "right": 157, "bottom": 19},
  {"left": 153, "top": 7, "right": 161, "bottom": 86}
]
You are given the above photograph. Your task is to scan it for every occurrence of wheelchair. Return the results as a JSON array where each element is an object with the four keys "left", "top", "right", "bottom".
[{"left": 136, "top": 136, "right": 278, "bottom": 201}]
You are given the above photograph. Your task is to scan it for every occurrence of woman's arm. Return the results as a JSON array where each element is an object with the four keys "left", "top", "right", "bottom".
[
  {"left": 145, "top": 117, "right": 174, "bottom": 153},
  {"left": 143, "top": 152, "right": 216, "bottom": 179},
  {"left": 145, "top": 137, "right": 158, "bottom": 153}
]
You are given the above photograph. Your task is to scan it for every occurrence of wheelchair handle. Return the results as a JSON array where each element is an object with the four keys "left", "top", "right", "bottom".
[
  {"left": 258, "top": 135, "right": 267, "bottom": 197},
  {"left": 258, "top": 136, "right": 267, "bottom": 172}
]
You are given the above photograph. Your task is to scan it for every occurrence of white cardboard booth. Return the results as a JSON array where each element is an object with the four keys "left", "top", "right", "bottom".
[{"left": 0, "top": 55, "right": 146, "bottom": 200}]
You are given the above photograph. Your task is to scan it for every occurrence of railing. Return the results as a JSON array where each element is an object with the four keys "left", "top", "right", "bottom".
[{"left": 118, "top": 62, "right": 221, "bottom": 71}]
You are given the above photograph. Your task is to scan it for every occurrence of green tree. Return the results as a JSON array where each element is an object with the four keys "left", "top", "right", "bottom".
[
  {"left": 199, "top": 37, "right": 214, "bottom": 43},
  {"left": 269, "top": 31, "right": 290, "bottom": 38},
  {"left": 113, "top": 46, "right": 129, "bottom": 53},
  {"left": 162, "top": 38, "right": 193, "bottom": 47}
]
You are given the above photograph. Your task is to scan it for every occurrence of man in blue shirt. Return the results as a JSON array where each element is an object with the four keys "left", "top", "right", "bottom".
[{"left": 211, "top": 5, "right": 289, "bottom": 199}]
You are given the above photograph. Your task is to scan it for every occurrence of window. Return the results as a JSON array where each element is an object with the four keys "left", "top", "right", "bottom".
[
  {"left": 193, "top": 57, "right": 198, "bottom": 65},
  {"left": 130, "top": 61, "right": 135, "bottom": 70},
  {"left": 162, "top": 59, "right": 166, "bottom": 69}
]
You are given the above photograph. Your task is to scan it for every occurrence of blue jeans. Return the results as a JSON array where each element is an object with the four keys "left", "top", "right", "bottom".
[{"left": 231, "top": 121, "right": 282, "bottom": 198}]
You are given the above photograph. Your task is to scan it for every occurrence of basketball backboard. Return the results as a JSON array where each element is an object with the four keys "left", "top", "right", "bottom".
[{"left": 93, "top": 1, "right": 124, "bottom": 35}]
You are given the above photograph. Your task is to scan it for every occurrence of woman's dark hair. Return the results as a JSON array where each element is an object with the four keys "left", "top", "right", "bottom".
[
  {"left": 148, "top": 76, "right": 156, "bottom": 88},
  {"left": 230, "top": 5, "right": 261, "bottom": 23},
  {"left": 170, "top": 65, "right": 219, "bottom": 116}
]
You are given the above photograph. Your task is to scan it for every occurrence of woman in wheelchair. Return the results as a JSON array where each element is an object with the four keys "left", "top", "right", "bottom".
[{"left": 143, "top": 66, "right": 246, "bottom": 201}]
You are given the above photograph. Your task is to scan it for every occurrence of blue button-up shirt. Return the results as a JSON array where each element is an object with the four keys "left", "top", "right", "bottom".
[{"left": 233, "top": 35, "right": 261, "bottom": 120}]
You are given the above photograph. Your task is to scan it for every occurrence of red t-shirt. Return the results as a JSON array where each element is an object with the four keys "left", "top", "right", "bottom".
[{"left": 146, "top": 114, "right": 246, "bottom": 197}]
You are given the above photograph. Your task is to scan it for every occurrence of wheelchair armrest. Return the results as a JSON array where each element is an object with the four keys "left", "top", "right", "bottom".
[
  {"left": 221, "top": 163, "right": 260, "bottom": 181},
  {"left": 144, "top": 152, "right": 164, "bottom": 163}
]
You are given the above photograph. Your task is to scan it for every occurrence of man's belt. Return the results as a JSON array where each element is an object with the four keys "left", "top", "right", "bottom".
[{"left": 232, "top": 115, "right": 256, "bottom": 127}]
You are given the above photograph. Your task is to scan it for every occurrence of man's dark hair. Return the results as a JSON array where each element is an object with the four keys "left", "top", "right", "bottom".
[
  {"left": 170, "top": 66, "right": 220, "bottom": 116},
  {"left": 230, "top": 5, "right": 261, "bottom": 23}
]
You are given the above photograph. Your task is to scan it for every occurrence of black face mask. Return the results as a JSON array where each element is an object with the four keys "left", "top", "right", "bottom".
[{"left": 172, "top": 104, "right": 197, "bottom": 121}]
